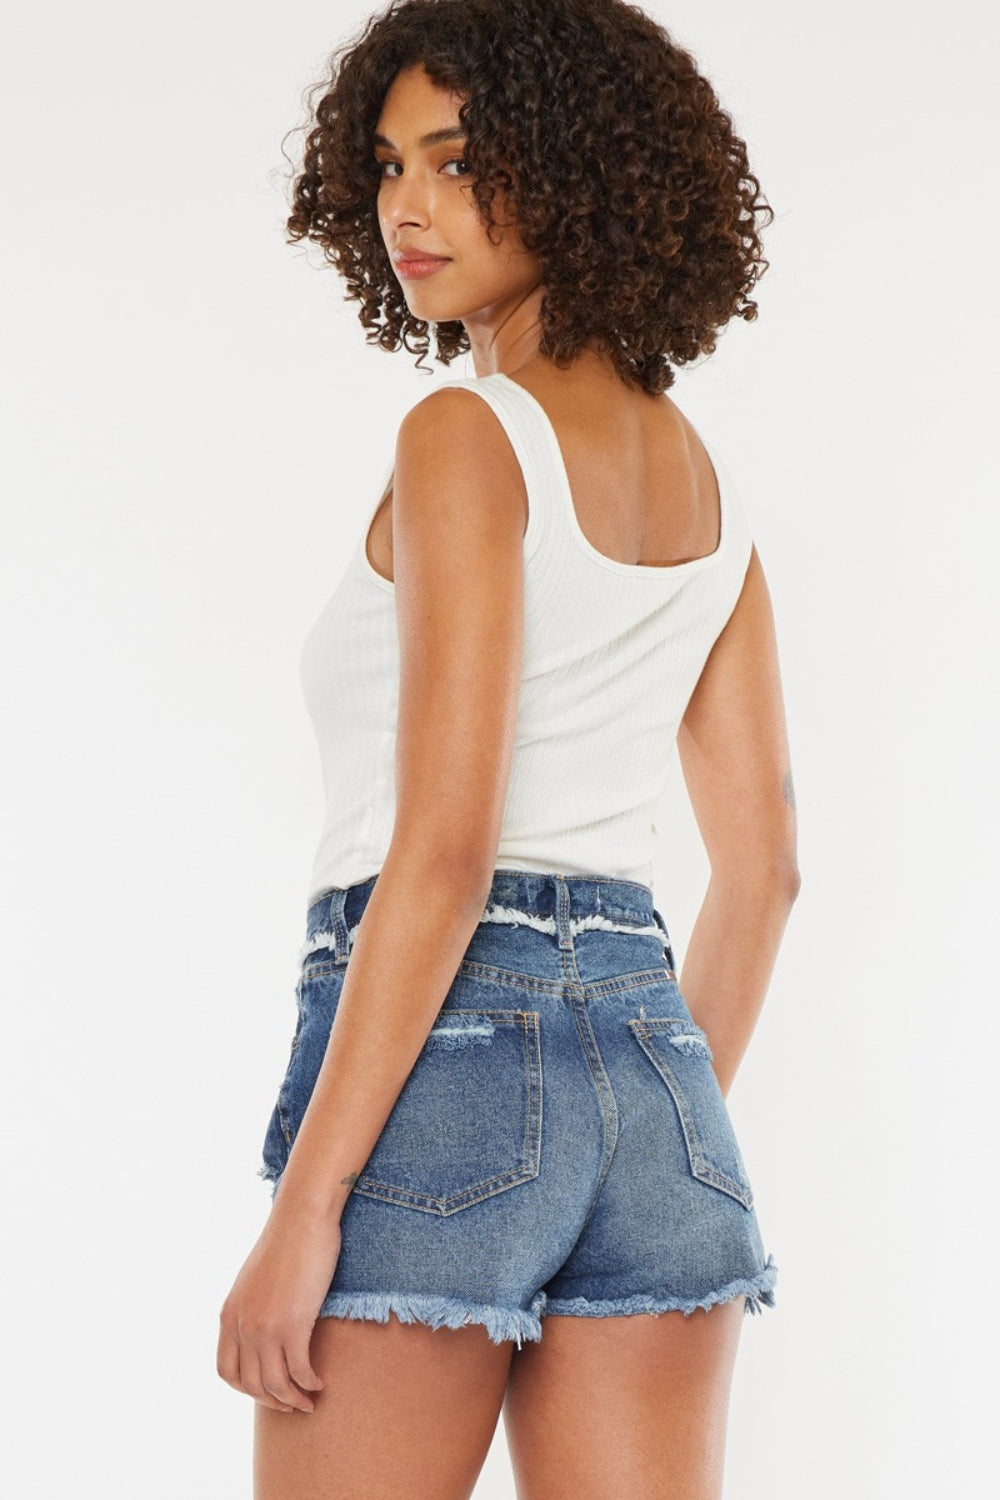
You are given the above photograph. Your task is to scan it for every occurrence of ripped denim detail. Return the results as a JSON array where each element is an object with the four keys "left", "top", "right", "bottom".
[
  {"left": 479, "top": 903, "right": 665, "bottom": 940},
  {"left": 298, "top": 925, "right": 360, "bottom": 964},
  {"left": 425, "top": 1019, "right": 496, "bottom": 1050},
  {"left": 299, "top": 909, "right": 666, "bottom": 965},
  {"left": 667, "top": 1030, "right": 714, "bottom": 1060}
]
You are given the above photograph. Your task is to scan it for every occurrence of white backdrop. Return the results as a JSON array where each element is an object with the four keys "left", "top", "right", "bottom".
[{"left": 3, "top": 1, "right": 996, "bottom": 1495}]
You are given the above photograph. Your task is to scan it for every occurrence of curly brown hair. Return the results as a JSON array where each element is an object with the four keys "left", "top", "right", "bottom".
[{"left": 283, "top": 0, "right": 773, "bottom": 393}]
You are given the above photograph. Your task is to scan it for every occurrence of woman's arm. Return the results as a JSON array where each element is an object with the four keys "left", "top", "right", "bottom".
[
  {"left": 675, "top": 546, "right": 801, "bottom": 1098},
  {"left": 272, "top": 386, "right": 530, "bottom": 1224}
]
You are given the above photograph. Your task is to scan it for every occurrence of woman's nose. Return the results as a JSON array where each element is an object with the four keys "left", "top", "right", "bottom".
[{"left": 381, "top": 173, "right": 434, "bottom": 231}]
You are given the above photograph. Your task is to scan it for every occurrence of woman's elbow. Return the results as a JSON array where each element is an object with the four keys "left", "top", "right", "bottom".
[
  {"left": 781, "top": 859, "right": 803, "bottom": 903},
  {"left": 384, "top": 825, "right": 497, "bottom": 906},
  {"left": 709, "top": 843, "right": 801, "bottom": 903}
]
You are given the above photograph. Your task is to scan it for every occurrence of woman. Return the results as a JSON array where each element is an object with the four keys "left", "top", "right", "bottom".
[{"left": 218, "top": 1, "right": 799, "bottom": 1495}]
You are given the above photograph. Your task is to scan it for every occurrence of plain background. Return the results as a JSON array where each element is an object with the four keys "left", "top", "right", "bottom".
[{"left": 3, "top": 1, "right": 997, "bottom": 1494}]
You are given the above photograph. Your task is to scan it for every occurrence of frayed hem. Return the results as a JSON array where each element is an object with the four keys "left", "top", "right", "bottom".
[
  {"left": 543, "top": 1255, "right": 778, "bottom": 1321},
  {"left": 316, "top": 1290, "right": 546, "bottom": 1347}
]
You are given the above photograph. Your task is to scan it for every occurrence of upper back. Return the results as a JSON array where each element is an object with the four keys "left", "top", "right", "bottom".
[
  {"left": 365, "top": 357, "right": 727, "bottom": 585},
  {"left": 504, "top": 359, "right": 726, "bottom": 573}
]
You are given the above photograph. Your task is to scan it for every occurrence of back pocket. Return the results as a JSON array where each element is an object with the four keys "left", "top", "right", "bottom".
[
  {"left": 354, "top": 1009, "right": 542, "bottom": 1216},
  {"left": 627, "top": 1016, "right": 755, "bottom": 1210}
]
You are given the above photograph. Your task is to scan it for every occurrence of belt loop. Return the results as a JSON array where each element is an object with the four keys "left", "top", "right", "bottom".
[
  {"left": 652, "top": 906, "right": 678, "bottom": 974},
  {"left": 326, "top": 887, "right": 350, "bottom": 964},
  {"left": 553, "top": 875, "right": 574, "bottom": 952}
]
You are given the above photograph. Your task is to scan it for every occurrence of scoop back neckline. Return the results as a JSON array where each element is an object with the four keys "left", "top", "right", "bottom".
[
  {"left": 359, "top": 371, "right": 729, "bottom": 592},
  {"left": 493, "top": 372, "right": 728, "bottom": 580}
]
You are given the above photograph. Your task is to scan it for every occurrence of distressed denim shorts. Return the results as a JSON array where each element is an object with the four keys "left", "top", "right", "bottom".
[{"left": 258, "top": 869, "right": 777, "bottom": 1347}]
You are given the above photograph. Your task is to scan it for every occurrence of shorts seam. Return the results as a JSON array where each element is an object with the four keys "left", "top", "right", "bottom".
[
  {"left": 455, "top": 960, "right": 565, "bottom": 994},
  {"left": 453, "top": 959, "right": 677, "bottom": 997}
]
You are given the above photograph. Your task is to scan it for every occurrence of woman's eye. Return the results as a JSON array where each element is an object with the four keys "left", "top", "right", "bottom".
[{"left": 375, "top": 158, "right": 470, "bottom": 179}]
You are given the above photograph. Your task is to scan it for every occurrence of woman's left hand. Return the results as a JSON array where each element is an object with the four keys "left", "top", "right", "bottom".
[{"left": 216, "top": 1200, "right": 340, "bottom": 1414}]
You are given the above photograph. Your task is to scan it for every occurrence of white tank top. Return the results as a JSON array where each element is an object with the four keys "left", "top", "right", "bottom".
[{"left": 299, "top": 372, "right": 753, "bottom": 907}]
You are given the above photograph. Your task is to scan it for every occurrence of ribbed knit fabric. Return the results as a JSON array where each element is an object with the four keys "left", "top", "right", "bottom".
[{"left": 299, "top": 372, "right": 753, "bottom": 907}]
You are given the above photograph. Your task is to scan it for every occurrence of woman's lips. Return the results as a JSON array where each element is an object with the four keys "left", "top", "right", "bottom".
[{"left": 395, "top": 256, "right": 451, "bottom": 280}]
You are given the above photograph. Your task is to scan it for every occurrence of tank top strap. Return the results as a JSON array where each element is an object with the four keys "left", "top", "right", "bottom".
[{"left": 430, "top": 372, "right": 563, "bottom": 561}]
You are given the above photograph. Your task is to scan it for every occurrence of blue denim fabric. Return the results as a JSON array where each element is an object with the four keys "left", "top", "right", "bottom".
[{"left": 258, "top": 869, "right": 777, "bottom": 1346}]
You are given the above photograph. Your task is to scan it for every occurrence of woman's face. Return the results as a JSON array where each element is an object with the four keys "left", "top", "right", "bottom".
[{"left": 374, "top": 63, "right": 543, "bottom": 338}]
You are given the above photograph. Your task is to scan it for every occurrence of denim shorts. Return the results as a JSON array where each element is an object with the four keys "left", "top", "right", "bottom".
[{"left": 258, "top": 869, "right": 777, "bottom": 1347}]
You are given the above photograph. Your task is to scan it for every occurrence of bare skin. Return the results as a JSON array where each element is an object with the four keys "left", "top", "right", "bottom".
[
  {"left": 503, "top": 1299, "right": 745, "bottom": 1500},
  {"left": 230, "top": 59, "right": 799, "bottom": 1500},
  {"left": 254, "top": 1318, "right": 515, "bottom": 1500},
  {"left": 253, "top": 1300, "right": 743, "bottom": 1500}
]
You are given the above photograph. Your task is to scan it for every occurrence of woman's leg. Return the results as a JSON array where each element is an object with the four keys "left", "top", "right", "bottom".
[
  {"left": 502, "top": 1299, "right": 745, "bottom": 1500},
  {"left": 254, "top": 1313, "right": 515, "bottom": 1500}
]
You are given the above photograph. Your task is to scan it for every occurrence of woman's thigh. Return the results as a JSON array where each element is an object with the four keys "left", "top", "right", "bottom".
[
  {"left": 254, "top": 1314, "right": 514, "bottom": 1500},
  {"left": 502, "top": 1298, "right": 745, "bottom": 1500}
]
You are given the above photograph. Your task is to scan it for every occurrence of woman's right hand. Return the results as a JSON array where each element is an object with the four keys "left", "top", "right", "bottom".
[{"left": 216, "top": 1200, "right": 340, "bottom": 1415}]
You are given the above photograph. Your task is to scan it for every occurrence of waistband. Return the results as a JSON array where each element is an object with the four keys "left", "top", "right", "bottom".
[{"left": 300, "top": 867, "right": 676, "bottom": 969}]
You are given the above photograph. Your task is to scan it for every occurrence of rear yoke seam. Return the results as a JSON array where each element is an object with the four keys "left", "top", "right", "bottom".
[
  {"left": 452, "top": 959, "right": 677, "bottom": 997},
  {"left": 298, "top": 955, "right": 675, "bottom": 996}
]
